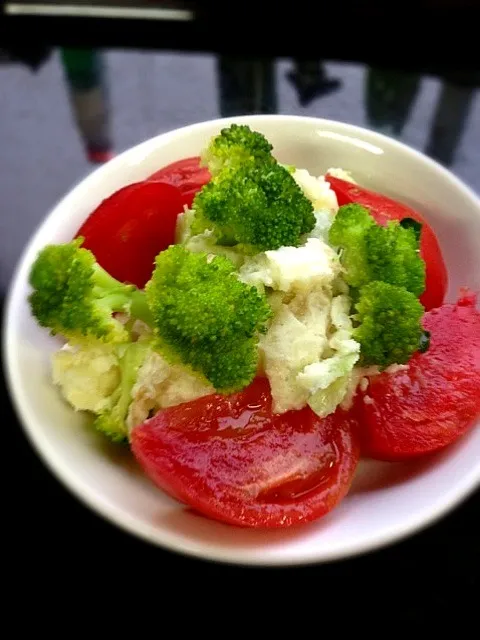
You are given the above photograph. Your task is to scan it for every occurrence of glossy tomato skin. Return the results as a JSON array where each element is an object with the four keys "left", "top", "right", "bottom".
[
  {"left": 131, "top": 377, "right": 361, "bottom": 528},
  {"left": 325, "top": 175, "right": 448, "bottom": 311},
  {"left": 353, "top": 292, "right": 480, "bottom": 461},
  {"left": 75, "top": 183, "right": 141, "bottom": 239},
  {"left": 147, "top": 156, "right": 211, "bottom": 209},
  {"left": 76, "top": 181, "right": 184, "bottom": 289}
]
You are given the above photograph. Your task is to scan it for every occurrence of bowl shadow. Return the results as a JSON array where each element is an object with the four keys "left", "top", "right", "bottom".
[{"left": 349, "top": 447, "right": 452, "bottom": 496}]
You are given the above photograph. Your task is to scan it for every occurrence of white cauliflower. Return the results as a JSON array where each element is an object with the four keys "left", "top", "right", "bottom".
[
  {"left": 174, "top": 206, "right": 196, "bottom": 245},
  {"left": 237, "top": 203, "right": 359, "bottom": 417},
  {"left": 292, "top": 169, "right": 339, "bottom": 212},
  {"left": 259, "top": 289, "right": 332, "bottom": 413},
  {"left": 297, "top": 294, "right": 361, "bottom": 417},
  {"left": 52, "top": 340, "right": 214, "bottom": 434},
  {"left": 238, "top": 237, "right": 342, "bottom": 295},
  {"left": 260, "top": 288, "right": 360, "bottom": 416},
  {"left": 325, "top": 167, "right": 357, "bottom": 184},
  {"left": 127, "top": 350, "right": 214, "bottom": 430},
  {"left": 51, "top": 344, "right": 121, "bottom": 413},
  {"left": 307, "top": 209, "right": 335, "bottom": 243}
]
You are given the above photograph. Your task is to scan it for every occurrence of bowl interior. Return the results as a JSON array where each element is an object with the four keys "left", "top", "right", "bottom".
[{"left": 5, "top": 115, "right": 480, "bottom": 566}]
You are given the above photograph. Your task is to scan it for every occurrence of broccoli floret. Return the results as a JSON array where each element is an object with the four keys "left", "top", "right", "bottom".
[
  {"left": 329, "top": 204, "right": 374, "bottom": 288},
  {"left": 365, "top": 221, "right": 425, "bottom": 297},
  {"left": 201, "top": 124, "right": 273, "bottom": 176},
  {"left": 191, "top": 157, "right": 316, "bottom": 252},
  {"left": 329, "top": 204, "right": 425, "bottom": 296},
  {"left": 145, "top": 244, "right": 272, "bottom": 392},
  {"left": 28, "top": 238, "right": 152, "bottom": 344},
  {"left": 191, "top": 124, "right": 315, "bottom": 251},
  {"left": 93, "top": 341, "right": 150, "bottom": 443},
  {"left": 353, "top": 281, "right": 425, "bottom": 368}
]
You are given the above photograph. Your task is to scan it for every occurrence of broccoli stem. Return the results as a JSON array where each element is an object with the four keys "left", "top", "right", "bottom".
[
  {"left": 130, "top": 289, "right": 154, "bottom": 327},
  {"left": 91, "top": 262, "right": 132, "bottom": 292},
  {"left": 91, "top": 263, "right": 154, "bottom": 327},
  {"left": 93, "top": 341, "right": 150, "bottom": 443},
  {"left": 117, "top": 343, "right": 146, "bottom": 421},
  {"left": 99, "top": 292, "right": 135, "bottom": 312}
]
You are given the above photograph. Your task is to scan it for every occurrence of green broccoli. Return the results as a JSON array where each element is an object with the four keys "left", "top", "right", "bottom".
[
  {"left": 93, "top": 340, "right": 150, "bottom": 443},
  {"left": 191, "top": 156, "right": 316, "bottom": 252},
  {"left": 329, "top": 204, "right": 425, "bottom": 296},
  {"left": 28, "top": 238, "right": 152, "bottom": 344},
  {"left": 365, "top": 221, "right": 425, "bottom": 297},
  {"left": 353, "top": 281, "right": 425, "bottom": 368},
  {"left": 329, "top": 204, "right": 374, "bottom": 289},
  {"left": 145, "top": 244, "right": 272, "bottom": 392},
  {"left": 201, "top": 123, "right": 274, "bottom": 176}
]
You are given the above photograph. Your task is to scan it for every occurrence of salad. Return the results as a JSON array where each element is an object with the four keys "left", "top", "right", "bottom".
[{"left": 27, "top": 124, "right": 480, "bottom": 529}]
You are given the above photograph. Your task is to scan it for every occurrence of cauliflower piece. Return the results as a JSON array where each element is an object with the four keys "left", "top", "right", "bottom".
[
  {"left": 51, "top": 344, "right": 121, "bottom": 413},
  {"left": 127, "top": 350, "right": 214, "bottom": 430},
  {"left": 297, "top": 294, "right": 361, "bottom": 418},
  {"left": 326, "top": 167, "right": 357, "bottom": 184},
  {"left": 240, "top": 225, "right": 356, "bottom": 416},
  {"left": 307, "top": 209, "right": 335, "bottom": 243},
  {"left": 175, "top": 206, "right": 196, "bottom": 244},
  {"left": 297, "top": 352, "right": 359, "bottom": 394},
  {"left": 52, "top": 337, "right": 214, "bottom": 432},
  {"left": 330, "top": 292, "right": 353, "bottom": 331},
  {"left": 261, "top": 288, "right": 361, "bottom": 416},
  {"left": 239, "top": 237, "right": 342, "bottom": 294},
  {"left": 292, "top": 169, "right": 339, "bottom": 212},
  {"left": 259, "top": 289, "right": 331, "bottom": 413}
]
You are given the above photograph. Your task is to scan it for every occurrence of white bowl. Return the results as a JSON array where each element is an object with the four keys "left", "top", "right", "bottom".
[{"left": 4, "top": 115, "right": 480, "bottom": 566}]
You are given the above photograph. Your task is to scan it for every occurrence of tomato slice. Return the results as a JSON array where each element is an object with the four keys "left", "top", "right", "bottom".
[
  {"left": 353, "top": 292, "right": 480, "bottom": 461},
  {"left": 131, "top": 377, "right": 361, "bottom": 528},
  {"left": 147, "top": 156, "right": 211, "bottom": 209},
  {"left": 75, "top": 181, "right": 184, "bottom": 288},
  {"left": 325, "top": 176, "right": 448, "bottom": 311}
]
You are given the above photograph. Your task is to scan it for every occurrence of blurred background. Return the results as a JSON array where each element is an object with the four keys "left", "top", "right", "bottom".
[{"left": 1, "top": 2, "right": 479, "bottom": 292}]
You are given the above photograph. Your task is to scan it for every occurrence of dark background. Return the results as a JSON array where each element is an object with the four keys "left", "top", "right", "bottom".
[{"left": 2, "top": 1, "right": 480, "bottom": 73}]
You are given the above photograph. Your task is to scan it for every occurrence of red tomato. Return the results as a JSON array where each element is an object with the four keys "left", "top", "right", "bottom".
[
  {"left": 75, "top": 181, "right": 184, "bottom": 288},
  {"left": 353, "top": 292, "right": 480, "bottom": 461},
  {"left": 131, "top": 377, "right": 361, "bottom": 528},
  {"left": 147, "top": 156, "right": 211, "bottom": 209},
  {"left": 325, "top": 176, "right": 448, "bottom": 311}
]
